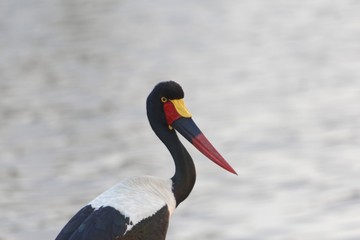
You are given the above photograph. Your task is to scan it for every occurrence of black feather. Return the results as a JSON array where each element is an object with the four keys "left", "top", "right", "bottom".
[{"left": 56, "top": 206, "right": 128, "bottom": 240}]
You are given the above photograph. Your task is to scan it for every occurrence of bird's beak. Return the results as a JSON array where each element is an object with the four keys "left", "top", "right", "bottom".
[{"left": 164, "top": 99, "right": 237, "bottom": 175}]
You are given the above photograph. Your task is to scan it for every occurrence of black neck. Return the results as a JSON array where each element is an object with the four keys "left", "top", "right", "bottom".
[
  {"left": 168, "top": 132, "right": 196, "bottom": 206},
  {"left": 148, "top": 118, "right": 196, "bottom": 206}
]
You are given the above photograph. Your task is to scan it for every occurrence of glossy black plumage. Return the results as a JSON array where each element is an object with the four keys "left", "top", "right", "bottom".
[
  {"left": 56, "top": 205, "right": 170, "bottom": 240},
  {"left": 56, "top": 205, "right": 127, "bottom": 240}
]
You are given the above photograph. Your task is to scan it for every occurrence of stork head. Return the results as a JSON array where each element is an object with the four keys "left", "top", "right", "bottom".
[{"left": 146, "top": 81, "right": 237, "bottom": 175}]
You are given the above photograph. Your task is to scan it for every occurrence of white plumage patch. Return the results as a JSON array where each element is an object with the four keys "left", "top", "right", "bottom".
[{"left": 89, "top": 176, "right": 176, "bottom": 231}]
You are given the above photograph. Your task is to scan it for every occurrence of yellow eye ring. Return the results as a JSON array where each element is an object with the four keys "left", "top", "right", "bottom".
[{"left": 161, "top": 97, "right": 168, "bottom": 103}]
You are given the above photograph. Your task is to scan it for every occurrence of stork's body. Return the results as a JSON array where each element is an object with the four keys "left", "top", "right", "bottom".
[{"left": 56, "top": 81, "right": 236, "bottom": 240}]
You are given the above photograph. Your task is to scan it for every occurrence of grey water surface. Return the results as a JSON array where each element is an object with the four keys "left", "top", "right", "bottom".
[{"left": 1, "top": 1, "right": 360, "bottom": 239}]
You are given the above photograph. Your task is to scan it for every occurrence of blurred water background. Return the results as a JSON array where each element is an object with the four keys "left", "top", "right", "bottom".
[{"left": 1, "top": 1, "right": 360, "bottom": 239}]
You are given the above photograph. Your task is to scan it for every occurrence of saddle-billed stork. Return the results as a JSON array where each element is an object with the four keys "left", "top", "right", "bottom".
[{"left": 56, "top": 81, "right": 237, "bottom": 240}]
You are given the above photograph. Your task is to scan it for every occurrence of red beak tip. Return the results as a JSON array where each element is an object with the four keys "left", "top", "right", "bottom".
[{"left": 228, "top": 168, "right": 238, "bottom": 175}]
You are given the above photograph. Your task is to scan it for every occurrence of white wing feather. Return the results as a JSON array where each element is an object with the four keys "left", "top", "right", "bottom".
[{"left": 90, "top": 176, "right": 176, "bottom": 229}]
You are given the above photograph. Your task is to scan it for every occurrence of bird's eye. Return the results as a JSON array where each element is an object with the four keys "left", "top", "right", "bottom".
[{"left": 161, "top": 97, "right": 168, "bottom": 103}]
